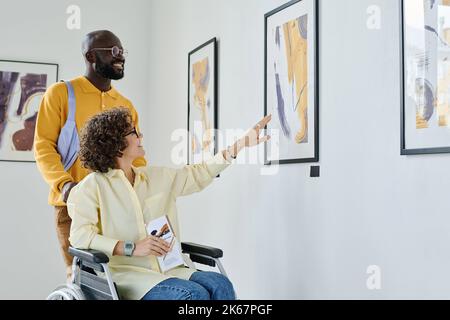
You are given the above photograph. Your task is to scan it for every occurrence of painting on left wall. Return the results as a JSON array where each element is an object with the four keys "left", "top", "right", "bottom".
[{"left": 0, "top": 60, "right": 58, "bottom": 162}]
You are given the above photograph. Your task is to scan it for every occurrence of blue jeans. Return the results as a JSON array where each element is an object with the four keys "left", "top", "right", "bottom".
[{"left": 141, "top": 271, "right": 236, "bottom": 300}]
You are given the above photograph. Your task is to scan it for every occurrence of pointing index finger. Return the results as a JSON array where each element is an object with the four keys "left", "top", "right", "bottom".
[{"left": 258, "top": 114, "right": 272, "bottom": 128}]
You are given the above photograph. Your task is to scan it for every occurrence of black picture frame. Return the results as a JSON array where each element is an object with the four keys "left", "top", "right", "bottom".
[
  {"left": 187, "top": 38, "right": 218, "bottom": 165},
  {"left": 0, "top": 59, "right": 59, "bottom": 163},
  {"left": 400, "top": 0, "right": 450, "bottom": 155},
  {"left": 264, "top": 0, "right": 319, "bottom": 165}
]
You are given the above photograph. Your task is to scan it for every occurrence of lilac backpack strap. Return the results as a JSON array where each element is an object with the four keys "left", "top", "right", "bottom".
[{"left": 57, "top": 81, "right": 79, "bottom": 171}]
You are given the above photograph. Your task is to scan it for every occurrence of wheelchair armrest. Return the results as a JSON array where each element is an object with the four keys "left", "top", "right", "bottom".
[
  {"left": 181, "top": 242, "right": 223, "bottom": 259},
  {"left": 69, "top": 247, "right": 109, "bottom": 264}
]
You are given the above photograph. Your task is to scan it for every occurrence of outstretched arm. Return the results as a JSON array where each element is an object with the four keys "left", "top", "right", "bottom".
[
  {"left": 222, "top": 114, "right": 272, "bottom": 161},
  {"left": 171, "top": 114, "right": 272, "bottom": 197}
]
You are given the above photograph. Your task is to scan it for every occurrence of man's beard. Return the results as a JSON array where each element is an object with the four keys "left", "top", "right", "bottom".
[{"left": 94, "top": 53, "right": 124, "bottom": 80}]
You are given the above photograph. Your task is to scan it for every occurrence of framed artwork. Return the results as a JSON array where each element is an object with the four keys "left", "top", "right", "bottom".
[
  {"left": 187, "top": 38, "right": 218, "bottom": 164},
  {"left": 0, "top": 60, "right": 58, "bottom": 162},
  {"left": 264, "top": 0, "right": 319, "bottom": 165},
  {"left": 401, "top": 0, "right": 450, "bottom": 155}
]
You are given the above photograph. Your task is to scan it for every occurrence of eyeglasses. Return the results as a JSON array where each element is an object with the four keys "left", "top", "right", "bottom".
[
  {"left": 125, "top": 127, "right": 143, "bottom": 138},
  {"left": 89, "top": 46, "right": 128, "bottom": 58}
]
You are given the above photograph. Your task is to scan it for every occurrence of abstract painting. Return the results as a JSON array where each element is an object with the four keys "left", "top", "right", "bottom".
[
  {"left": 402, "top": 0, "right": 450, "bottom": 154},
  {"left": 0, "top": 60, "right": 58, "bottom": 162},
  {"left": 188, "top": 38, "right": 217, "bottom": 164},
  {"left": 265, "top": 0, "right": 319, "bottom": 165}
]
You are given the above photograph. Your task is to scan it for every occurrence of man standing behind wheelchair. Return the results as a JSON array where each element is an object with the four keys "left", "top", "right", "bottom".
[{"left": 67, "top": 107, "right": 272, "bottom": 300}]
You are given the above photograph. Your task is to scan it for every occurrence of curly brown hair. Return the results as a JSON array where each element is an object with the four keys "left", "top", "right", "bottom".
[{"left": 79, "top": 107, "right": 133, "bottom": 173}]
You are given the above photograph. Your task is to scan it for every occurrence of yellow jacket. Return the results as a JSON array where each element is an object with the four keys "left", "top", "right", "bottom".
[
  {"left": 67, "top": 152, "right": 231, "bottom": 300},
  {"left": 34, "top": 76, "right": 146, "bottom": 206}
]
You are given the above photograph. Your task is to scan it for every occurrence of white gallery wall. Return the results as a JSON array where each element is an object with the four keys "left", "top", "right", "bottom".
[
  {"left": 0, "top": 0, "right": 150, "bottom": 299},
  {"left": 147, "top": 0, "right": 450, "bottom": 299},
  {"left": 0, "top": 0, "right": 450, "bottom": 300}
]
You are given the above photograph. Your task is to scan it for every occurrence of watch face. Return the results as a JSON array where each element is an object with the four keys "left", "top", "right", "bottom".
[{"left": 124, "top": 242, "right": 134, "bottom": 256}]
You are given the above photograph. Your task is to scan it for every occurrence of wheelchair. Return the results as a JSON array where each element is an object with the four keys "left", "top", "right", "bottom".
[{"left": 47, "top": 242, "right": 229, "bottom": 300}]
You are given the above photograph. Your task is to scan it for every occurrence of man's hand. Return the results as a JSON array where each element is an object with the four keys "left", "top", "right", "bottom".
[{"left": 62, "top": 182, "right": 77, "bottom": 203}]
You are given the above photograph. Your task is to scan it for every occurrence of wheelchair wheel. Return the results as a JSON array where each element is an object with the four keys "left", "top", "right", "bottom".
[{"left": 46, "top": 284, "right": 86, "bottom": 300}]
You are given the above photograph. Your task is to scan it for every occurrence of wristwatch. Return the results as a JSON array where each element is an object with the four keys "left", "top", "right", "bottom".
[{"left": 124, "top": 241, "right": 135, "bottom": 257}]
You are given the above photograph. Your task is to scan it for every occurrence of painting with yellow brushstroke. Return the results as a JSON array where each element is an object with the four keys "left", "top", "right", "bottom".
[
  {"left": 265, "top": 0, "right": 318, "bottom": 164},
  {"left": 188, "top": 38, "right": 217, "bottom": 164},
  {"left": 403, "top": 0, "right": 450, "bottom": 153},
  {"left": 280, "top": 15, "right": 308, "bottom": 144}
]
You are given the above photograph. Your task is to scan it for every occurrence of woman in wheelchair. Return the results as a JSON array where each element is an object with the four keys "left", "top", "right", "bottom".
[{"left": 66, "top": 107, "right": 271, "bottom": 300}]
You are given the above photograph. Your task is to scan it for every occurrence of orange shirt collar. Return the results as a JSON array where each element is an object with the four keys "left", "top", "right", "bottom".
[{"left": 78, "top": 76, "right": 119, "bottom": 99}]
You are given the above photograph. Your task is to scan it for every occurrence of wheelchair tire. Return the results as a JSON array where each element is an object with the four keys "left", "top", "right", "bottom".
[{"left": 46, "top": 284, "right": 86, "bottom": 300}]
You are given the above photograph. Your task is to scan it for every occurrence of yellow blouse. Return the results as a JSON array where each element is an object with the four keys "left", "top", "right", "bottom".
[{"left": 67, "top": 152, "right": 231, "bottom": 300}]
